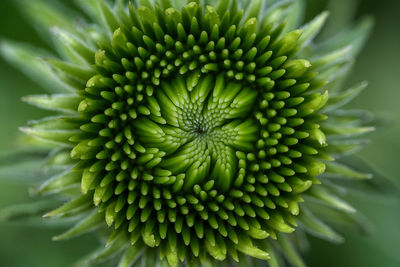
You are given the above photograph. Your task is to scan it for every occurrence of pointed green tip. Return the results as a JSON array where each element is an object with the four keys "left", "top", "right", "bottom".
[
  {"left": 19, "top": 127, "right": 31, "bottom": 134},
  {"left": 52, "top": 235, "right": 64, "bottom": 241},
  {"left": 0, "top": 39, "right": 11, "bottom": 54},
  {"left": 0, "top": 40, "right": 21, "bottom": 63}
]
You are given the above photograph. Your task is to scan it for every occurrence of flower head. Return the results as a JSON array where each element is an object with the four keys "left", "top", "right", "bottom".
[{"left": 0, "top": 0, "right": 378, "bottom": 266}]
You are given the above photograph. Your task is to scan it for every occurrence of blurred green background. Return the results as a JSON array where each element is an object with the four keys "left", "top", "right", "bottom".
[{"left": 0, "top": 0, "right": 399, "bottom": 266}]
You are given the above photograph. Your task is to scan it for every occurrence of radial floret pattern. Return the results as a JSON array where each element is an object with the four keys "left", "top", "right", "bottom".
[
  {"left": 67, "top": 2, "right": 330, "bottom": 263},
  {"left": 0, "top": 0, "right": 378, "bottom": 266}
]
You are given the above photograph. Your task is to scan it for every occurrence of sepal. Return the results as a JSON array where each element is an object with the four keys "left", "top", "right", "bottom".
[
  {"left": 23, "top": 94, "right": 81, "bottom": 114},
  {"left": 0, "top": 40, "right": 70, "bottom": 93},
  {"left": 297, "top": 207, "right": 344, "bottom": 243},
  {"left": 52, "top": 211, "right": 104, "bottom": 240}
]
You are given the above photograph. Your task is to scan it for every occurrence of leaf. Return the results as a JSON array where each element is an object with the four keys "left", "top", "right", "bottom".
[
  {"left": 298, "top": 11, "right": 329, "bottom": 47},
  {"left": 323, "top": 139, "right": 368, "bottom": 158},
  {"left": 319, "top": 60, "right": 353, "bottom": 93},
  {"left": 88, "top": 230, "right": 130, "bottom": 264},
  {"left": 45, "top": 194, "right": 92, "bottom": 217},
  {"left": 311, "top": 46, "right": 352, "bottom": 70},
  {"left": 320, "top": 0, "right": 360, "bottom": 40},
  {"left": 20, "top": 126, "right": 78, "bottom": 146},
  {"left": 284, "top": 0, "right": 305, "bottom": 31},
  {"left": 160, "top": 0, "right": 173, "bottom": 10},
  {"left": 51, "top": 27, "right": 95, "bottom": 64},
  {"left": 297, "top": 207, "right": 344, "bottom": 243},
  {"left": 335, "top": 156, "right": 400, "bottom": 195},
  {"left": 0, "top": 160, "right": 50, "bottom": 185},
  {"left": 114, "top": 0, "right": 130, "bottom": 26},
  {"left": 323, "top": 161, "right": 372, "bottom": 180},
  {"left": 0, "top": 148, "right": 49, "bottom": 167},
  {"left": 323, "top": 109, "right": 373, "bottom": 127},
  {"left": 43, "top": 148, "right": 76, "bottom": 169},
  {"left": 325, "top": 110, "right": 388, "bottom": 132},
  {"left": 36, "top": 169, "right": 82, "bottom": 195},
  {"left": 324, "top": 81, "right": 368, "bottom": 112},
  {"left": 0, "top": 40, "right": 69, "bottom": 93},
  {"left": 243, "top": 0, "right": 263, "bottom": 22},
  {"left": 263, "top": 242, "right": 283, "bottom": 267},
  {"left": 368, "top": 111, "right": 397, "bottom": 130},
  {"left": 306, "top": 185, "right": 356, "bottom": 213},
  {"left": 322, "top": 125, "right": 375, "bottom": 138},
  {"left": 118, "top": 244, "right": 144, "bottom": 267},
  {"left": 277, "top": 234, "right": 306, "bottom": 267},
  {"left": 317, "top": 60, "right": 353, "bottom": 85},
  {"left": 17, "top": 0, "right": 80, "bottom": 40},
  {"left": 139, "top": 0, "right": 155, "bottom": 10},
  {"left": 98, "top": 0, "right": 120, "bottom": 34},
  {"left": 75, "top": 0, "right": 103, "bottom": 25},
  {"left": 53, "top": 211, "right": 104, "bottom": 240},
  {"left": 45, "top": 58, "right": 96, "bottom": 82},
  {"left": 316, "top": 16, "right": 374, "bottom": 58},
  {"left": 0, "top": 199, "right": 58, "bottom": 222},
  {"left": 23, "top": 94, "right": 81, "bottom": 114},
  {"left": 261, "top": 0, "right": 295, "bottom": 28},
  {"left": 306, "top": 201, "right": 373, "bottom": 235},
  {"left": 27, "top": 117, "right": 84, "bottom": 132}
]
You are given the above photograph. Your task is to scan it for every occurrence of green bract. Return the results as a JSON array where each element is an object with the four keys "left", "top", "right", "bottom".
[{"left": 0, "top": 0, "right": 378, "bottom": 266}]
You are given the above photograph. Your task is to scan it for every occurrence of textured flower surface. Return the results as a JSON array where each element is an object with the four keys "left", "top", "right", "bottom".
[{"left": 0, "top": 0, "right": 380, "bottom": 266}]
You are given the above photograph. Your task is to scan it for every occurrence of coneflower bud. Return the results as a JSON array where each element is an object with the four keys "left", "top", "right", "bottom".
[{"left": 0, "top": 0, "right": 379, "bottom": 266}]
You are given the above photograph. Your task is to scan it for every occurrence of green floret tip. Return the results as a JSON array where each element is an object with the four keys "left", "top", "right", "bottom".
[{"left": 0, "top": 0, "right": 385, "bottom": 267}]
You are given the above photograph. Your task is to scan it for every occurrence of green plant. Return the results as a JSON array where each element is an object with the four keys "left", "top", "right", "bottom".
[{"left": 0, "top": 0, "right": 382, "bottom": 266}]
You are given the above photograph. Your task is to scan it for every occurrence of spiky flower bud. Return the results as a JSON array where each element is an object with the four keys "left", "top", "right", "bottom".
[{"left": 0, "top": 0, "right": 380, "bottom": 266}]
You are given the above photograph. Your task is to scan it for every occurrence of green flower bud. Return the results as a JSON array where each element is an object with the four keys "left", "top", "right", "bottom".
[{"left": 0, "top": 0, "right": 381, "bottom": 267}]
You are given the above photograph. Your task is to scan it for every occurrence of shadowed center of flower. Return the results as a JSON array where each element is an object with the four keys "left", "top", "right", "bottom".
[
  {"left": 133, "top": 75, "right": 258, "bottom": 190},
  {"left": 194, "top": 125, "right": 207, "bottom": 134}
]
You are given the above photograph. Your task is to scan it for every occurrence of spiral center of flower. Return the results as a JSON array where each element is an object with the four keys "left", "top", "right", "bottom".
[
  {"left": 131, "top": 74, "right": 258, "bottom": 191},
  {"left": 194, "top": 126, "right": 207, "bottom": 134},
  {"left": 180, "top": 104, "right": 213, "bottom": 134}
]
